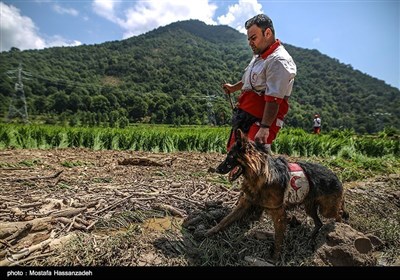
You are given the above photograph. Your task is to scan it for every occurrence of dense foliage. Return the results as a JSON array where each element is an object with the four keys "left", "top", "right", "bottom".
[
  {"left": 0, "top": 20, "right": 399, "bottom": 133},
  {"left": 1, "top": 123, "right": 398, "bottom": 158}
]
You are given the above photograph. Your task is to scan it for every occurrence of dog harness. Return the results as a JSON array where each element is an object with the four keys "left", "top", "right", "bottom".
[{"left": 284, "top": 163, "right": 310, "bottom": 205}]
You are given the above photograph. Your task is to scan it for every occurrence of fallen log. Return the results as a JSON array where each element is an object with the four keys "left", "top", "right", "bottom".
[
  {"left": 118, "top": 157, "right": 164, "bottom": 167},
  {"left": 4, "top": 223, "right": 32, "bottom": 244},
  {"left": 152, "top": 203, "right": 186, "bottom": 218},
  {"left": 11, "top": 170, "right": 63, "bottom": 182},
  {"left": 50, "top": 207, "right": 87, "bottom": 218},
  {"left": 0, "top": 217, "right": 52, "bottom": 239},
  {"left": 0, "top": 233, "right": 75, "bottom": 266},
  {"left": 94, "top": 194, "right": 134, "bottom": 215},
  {"left": 0, "top": 238, "right": 52, "bottom": 266}
]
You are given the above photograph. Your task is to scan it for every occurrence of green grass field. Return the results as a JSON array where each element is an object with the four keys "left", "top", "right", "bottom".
[{"left": 1, "top": 123, "right": 399, "bottom": 182}]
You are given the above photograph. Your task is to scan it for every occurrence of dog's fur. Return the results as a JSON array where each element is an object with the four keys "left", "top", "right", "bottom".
[{"left": 206, "top": 129, "right": 348, "bottom": 260}]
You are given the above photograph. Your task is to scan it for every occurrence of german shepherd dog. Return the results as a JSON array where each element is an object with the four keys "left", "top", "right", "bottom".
[{"left": 206, "top": 129, "right": 348, "bottom": 260}]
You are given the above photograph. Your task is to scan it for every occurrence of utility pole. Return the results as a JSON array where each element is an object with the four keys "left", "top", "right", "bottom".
[{"left": 6, "top": 63, "right": 31, "bottom": 123}]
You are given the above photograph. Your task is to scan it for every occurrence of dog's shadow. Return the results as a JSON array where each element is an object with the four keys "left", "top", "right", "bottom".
[{"left": 153, "top": 202, "right": 317, "bottom": 266}]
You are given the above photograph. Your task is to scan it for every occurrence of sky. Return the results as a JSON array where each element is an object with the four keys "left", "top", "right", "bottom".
[{"left": 1, "top": 0, "right": 399, "bottom": 89}]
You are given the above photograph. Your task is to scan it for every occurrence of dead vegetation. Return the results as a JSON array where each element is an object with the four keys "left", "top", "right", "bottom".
[{"left": 0, "top": 148, "right": 399, "bottom": 267}]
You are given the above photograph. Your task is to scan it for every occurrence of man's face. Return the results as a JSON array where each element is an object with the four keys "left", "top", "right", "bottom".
[{"left": 247, "top": 25, "right": 269, "bottom": 55}]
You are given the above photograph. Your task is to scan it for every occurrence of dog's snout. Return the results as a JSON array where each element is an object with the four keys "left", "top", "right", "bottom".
[
  {"left": 215, "top": 165, "right": 224, "bottom": 174},
  {"left": 215, "top": 161, "right": 229, "bottom": 174}
]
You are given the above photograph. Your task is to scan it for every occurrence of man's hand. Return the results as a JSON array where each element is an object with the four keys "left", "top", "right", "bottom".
[
  {"left": 254, "top": 127, "right": 270, "bottom": 144},
  {"left": 222, "top": 83, "right": 234, "bottom": 95},
  {"left": 222, "top": 81, "right": 243, "bottom": 95}
]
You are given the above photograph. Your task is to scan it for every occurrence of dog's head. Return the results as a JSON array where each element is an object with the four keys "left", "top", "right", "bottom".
[{"left": 216, "top": 129, "right": 258, "bottom": 181}]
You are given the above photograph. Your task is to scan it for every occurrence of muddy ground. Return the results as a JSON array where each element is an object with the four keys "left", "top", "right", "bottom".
[{"left": 0, "top": 148, "right": 399, "bottom": 267}]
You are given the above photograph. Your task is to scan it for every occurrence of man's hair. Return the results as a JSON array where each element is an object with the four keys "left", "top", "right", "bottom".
[{"left": 245, "top": 14, "right": 275, "bottom": 35}]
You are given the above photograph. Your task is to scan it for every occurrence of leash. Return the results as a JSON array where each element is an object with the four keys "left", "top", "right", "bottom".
[
  {"left": 228, "top": 93, "right": 234, "bottom": 110},
  {"left": 222, "top": 80, "right": 234, "bottom": 110},
  {"left": 222, "top": 80, "right": 234, "bottom": 151}
]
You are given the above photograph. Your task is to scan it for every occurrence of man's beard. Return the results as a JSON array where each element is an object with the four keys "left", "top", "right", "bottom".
[
  {"left": 252, "top": 46, "right": 261, "bottom": 55},
  {"left": 252, "top": 45, "right": 267, "bottom": 55}
]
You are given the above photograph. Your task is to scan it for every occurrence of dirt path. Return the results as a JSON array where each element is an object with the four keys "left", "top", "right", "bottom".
[{"left": 0, "top": 149, "right": 399, "bottom": 266}]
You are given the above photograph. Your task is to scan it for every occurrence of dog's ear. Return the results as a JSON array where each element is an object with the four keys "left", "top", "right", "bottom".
[{"left": 235, "top": 129, "right": 248, "bottom": 147}]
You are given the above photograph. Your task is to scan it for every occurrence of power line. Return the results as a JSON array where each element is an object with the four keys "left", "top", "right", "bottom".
[{"left": 28, "top": 72, "right": 102, "bottom": 91}]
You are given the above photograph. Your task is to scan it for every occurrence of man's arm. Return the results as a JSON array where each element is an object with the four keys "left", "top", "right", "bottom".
[
  {"left": 254, "top": 101, "right": 279, "bottom": 144},
  {"left": 261, "top": 102, "right": 279, "bottom": 127}
]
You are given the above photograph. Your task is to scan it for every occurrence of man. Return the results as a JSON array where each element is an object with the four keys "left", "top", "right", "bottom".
[
  {"left": 313, "top": 114, "right": 321, "bottom": 134},
  {"left": 223, "top": 14, "right": 297, "bottom": 153}
]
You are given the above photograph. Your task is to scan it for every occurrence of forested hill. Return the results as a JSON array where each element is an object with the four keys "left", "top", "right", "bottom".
[{"left": 0, "top": 20, "right": 398, "bottom": 133}]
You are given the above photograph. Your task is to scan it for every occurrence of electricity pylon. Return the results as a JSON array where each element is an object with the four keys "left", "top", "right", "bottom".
[{"left": 6, "top": 63, "right": 31, "bottom": 123}]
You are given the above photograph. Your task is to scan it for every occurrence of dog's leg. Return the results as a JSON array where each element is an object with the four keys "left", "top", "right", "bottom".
[
  {"left": 268, "top": 207, "right": 287, "bottom": 261},
  {"left": 205, "top": 193, "right": 252, "bottom": 236},
  {"left": 305, "top": 202, "right": 323, "bottom": 240}
]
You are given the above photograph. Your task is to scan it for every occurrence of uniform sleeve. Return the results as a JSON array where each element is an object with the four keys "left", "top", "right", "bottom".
[{"left": 264, "top": 59, "right": 296, "bottom": 101}]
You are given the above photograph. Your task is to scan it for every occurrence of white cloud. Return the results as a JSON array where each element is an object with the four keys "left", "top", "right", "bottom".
[
  {"left": 217, "top": 0, "right": 263, "bottom": 34},
  {"left": 92, "top": 0, "right": 119, "bottom": 23},
  {"left": 0, "top": 2, "right": 46, "bottom": 51},
  {"left": 91, "top": 0, "right": 265, "bottom": 38},
  {"left": 0, "top": 2, "right": 81, "bottom": 52},
  {"left": 53, "top": 4, "right": 79, "bottom": 17},
  {"left": 92, "top": 0, "right": 217, "bottom": 38}
]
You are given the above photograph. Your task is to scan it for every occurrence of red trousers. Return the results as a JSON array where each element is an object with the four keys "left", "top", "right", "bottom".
[{"left": 227, "top": 93, "right": 289, "bottom": 151}]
